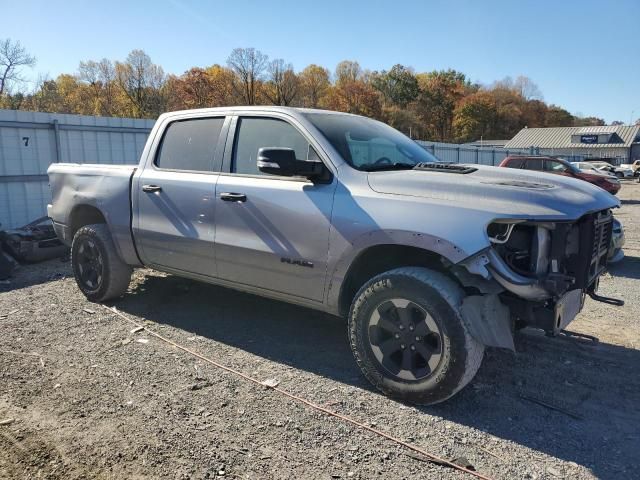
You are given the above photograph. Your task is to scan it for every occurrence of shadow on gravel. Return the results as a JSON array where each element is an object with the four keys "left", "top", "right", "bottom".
[
  {"left": 116, "top": 273, "right": 640, "bottom": 480},
  {"left": 620, "top": 199, "right": 640, "bottom": 205},
  {"left": 607, "top": 254, "right": 640, "bottom": 280},
  {"left": 0, "top": 257, "right": 71, "bottom": 294}
]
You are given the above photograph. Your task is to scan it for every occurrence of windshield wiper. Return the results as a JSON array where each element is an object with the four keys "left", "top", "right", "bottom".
[{"left": 361, "top": 162, "right": 416, "bottom": 172}]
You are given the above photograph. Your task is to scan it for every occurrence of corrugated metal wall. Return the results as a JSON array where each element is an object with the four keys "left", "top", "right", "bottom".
[
  {"left": 416, "top": 141, "right": 588, "bottom": 166},
  {"left": 0, "top": 109, "right": 153, "bottom": 229}
]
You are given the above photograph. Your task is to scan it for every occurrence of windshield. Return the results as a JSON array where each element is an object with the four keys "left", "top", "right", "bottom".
[
  {"left": 303, "top": 112, "right": 439, "bottom": 171},
  {"left": 550, "top": 161, "right": 579, "bottom": 174}
]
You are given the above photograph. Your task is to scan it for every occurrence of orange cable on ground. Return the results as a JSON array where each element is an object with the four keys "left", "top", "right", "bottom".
[{"left": 103, "top": 305, "right": 494, "bottom": 480}]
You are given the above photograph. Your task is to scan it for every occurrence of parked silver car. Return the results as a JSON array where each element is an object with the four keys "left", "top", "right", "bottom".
[{"left": 47, "top": 107, "right": 620, "bottom": 404}]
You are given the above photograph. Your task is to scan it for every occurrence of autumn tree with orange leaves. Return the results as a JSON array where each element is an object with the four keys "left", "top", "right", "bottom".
[{"left": 1, "top": 41, "right": 613, "bottom": 142}]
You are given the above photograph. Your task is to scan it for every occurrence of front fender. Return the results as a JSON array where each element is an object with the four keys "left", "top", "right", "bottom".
[{"left": 324, "top": 229, "right": 471, "bottom": 311}]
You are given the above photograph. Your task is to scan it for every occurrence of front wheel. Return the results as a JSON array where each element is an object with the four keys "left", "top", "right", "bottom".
[
  {"left": 71, "top": 224, "right": 132, "bottom": 302},
  {"left": 348, "top": 267, "right": 484, "bottom": 405}
]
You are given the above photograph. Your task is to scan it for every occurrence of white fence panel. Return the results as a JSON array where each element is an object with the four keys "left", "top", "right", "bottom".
[{"left": 0, "top": 109, "right": 153, "bottom": 229}]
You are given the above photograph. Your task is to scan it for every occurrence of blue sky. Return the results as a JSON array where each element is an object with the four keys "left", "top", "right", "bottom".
[{"left": 4, "top": 0, "right": 639, "bottom": 123}]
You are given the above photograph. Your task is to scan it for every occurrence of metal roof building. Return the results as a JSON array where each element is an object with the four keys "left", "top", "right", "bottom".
[{"left": 504, "top": 125, "right": 640, "bottom": 164}]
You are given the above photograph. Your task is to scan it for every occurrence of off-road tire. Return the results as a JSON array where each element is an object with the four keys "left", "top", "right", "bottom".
[
  {"left": 349, "top": 267, "right": 484, "bottom": 405},
  {"left": 71, "top": 224, "right": 132, "bottom": 302}
]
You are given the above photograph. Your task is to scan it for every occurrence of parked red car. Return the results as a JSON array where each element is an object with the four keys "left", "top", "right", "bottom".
[{"left": 499, "top": 155, "right": 620, "bottom": 195}]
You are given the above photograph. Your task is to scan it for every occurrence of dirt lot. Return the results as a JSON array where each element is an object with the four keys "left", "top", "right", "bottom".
[{"left": 1, "top": 181, "right": 639, "bottom": 480}]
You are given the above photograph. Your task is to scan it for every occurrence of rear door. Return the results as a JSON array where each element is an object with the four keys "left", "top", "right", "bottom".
[
  {"left": 213, "top": 115, "right": 336, "bottom": 301},
  {"left": 524, "top": 158, "right": 544, "bottom": 171},
  {"left": 135, "top": 116, "right": 228, "bottom": 277}
]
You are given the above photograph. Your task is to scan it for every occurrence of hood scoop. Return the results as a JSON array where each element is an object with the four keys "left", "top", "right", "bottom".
[{"left": 414, "top": 162, "right": 477, "bottom": 174}]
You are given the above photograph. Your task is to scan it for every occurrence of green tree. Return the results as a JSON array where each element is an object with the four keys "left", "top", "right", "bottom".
[
  {"left": 521, "top": 99, "right": 548, "bottom": 128},
  {"left": 416, "top": 69, "right": 472, "bottom": 141},
  {"left": 545, "top": 105, "right": 574, "bottom": 127},
  {"left": 573, "top": 116, "right": 605, "bottom": 126},
  {"left": 371, "top": 64, "right": 419, "bottom": 108},
  {"left": 381, "top": 105, "right": 421, "bottom": 138},
  {"left": 452, "top": 91, "right": 497, "bottom": 142}
]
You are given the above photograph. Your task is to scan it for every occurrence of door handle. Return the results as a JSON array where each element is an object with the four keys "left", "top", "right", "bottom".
[
  {"left": 142, "top": 184, "right": 162, "bottom": 193},
  {"left": 220, "top": 192, "right": 247, "bottom": 202}
]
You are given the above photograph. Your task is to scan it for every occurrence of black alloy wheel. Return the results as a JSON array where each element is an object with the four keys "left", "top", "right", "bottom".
[{"left": 367, "top": 298, "right": 443, "bottom": 381}]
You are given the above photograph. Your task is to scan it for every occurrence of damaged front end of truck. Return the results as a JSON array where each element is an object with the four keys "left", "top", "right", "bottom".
[{"left": 453, "top": 208, "right": 620, "bottom": 351}]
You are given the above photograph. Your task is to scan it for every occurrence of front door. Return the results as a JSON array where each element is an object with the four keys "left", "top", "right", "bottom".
[
  {"left": 543, "top": 159, "right": 574, "bottom": 178},
  {"left": 135, "top": 116, "right": 227, "bottom": 277},
  {"left": 214, "top": 116, "right": 336, "bottom": 302}
]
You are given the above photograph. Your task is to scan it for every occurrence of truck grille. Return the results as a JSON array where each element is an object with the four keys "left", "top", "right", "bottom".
[{"left": 587, "top": 210, "right": 613, "bottom": 285}]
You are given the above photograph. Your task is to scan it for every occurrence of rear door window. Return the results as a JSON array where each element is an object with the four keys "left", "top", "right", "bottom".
[
  {"left": 524, "top": 159, "right": 544, "bottom": 171},
  {"left": 155, "top": 117, "right": 225, "bottom": 172}
]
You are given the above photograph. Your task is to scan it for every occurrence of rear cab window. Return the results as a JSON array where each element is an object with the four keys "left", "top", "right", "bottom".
[{"left": 155, "top": 117, "right": 225, "bottom": 172}]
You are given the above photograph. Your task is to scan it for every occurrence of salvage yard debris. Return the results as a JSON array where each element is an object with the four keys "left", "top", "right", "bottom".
[
  {"left": 0, "top": 217, "right": 68, "bottom": 263},
  {"left": 260, "top": 378, "right": 280, "bottom": 389}
]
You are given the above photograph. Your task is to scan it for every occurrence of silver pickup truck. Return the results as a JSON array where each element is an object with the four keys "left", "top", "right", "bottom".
[{"left": 48, "top": 107, "right": 619, "bottom": 404}]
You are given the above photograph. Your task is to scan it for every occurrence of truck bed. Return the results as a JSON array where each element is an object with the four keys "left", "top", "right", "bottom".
[{"left": 47, "top": 163, "right": 140, "bottom": 266}]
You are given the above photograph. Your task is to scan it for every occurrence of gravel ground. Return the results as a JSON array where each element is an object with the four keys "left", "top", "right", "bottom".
[{"left": 1, "top": 181, "right": 639, "bottom": 480}]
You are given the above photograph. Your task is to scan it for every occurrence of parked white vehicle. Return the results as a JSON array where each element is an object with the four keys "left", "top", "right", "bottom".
[
  {"left": 572, "top": 162, "right": 617, "bottom": 178},
  {"left": 585, "top": 161, "right": 633, "bottom": 178},
  {"left": 621, "top": 160, "right": 640, "bottom": 176}
]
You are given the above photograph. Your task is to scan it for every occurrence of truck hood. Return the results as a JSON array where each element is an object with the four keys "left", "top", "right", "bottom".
[{"left": 367, "top": 164, "right": 619, "bottom": 220}]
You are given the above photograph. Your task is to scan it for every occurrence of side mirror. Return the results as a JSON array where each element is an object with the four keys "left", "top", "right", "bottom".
[{"left": 257, "top": 148, "right": 325, "bottom": 178}]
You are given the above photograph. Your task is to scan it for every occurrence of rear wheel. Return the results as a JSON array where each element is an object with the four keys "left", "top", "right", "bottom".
[
  {"left": 71, "top": 224, "right": 132, "bottom": 302},
  {"left": 349, "top": 267, "right": 484, "bottom": 405},
  {"left": 615, "top": 171, "right": 624, "bottom": 178}
]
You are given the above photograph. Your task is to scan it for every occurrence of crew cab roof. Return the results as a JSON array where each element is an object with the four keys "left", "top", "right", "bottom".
[{"left": 159, "top": 106, "right": 364, "bottom": 121}]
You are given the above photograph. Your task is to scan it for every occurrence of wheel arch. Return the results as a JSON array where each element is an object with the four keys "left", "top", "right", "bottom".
[
  {"left": 69, "top": 204, "right": 107, "bottom": 239},
  {"left": 67, "top": 204, "right": 136, "bottom": 266},
  {"left": 336, "top": 243, "right": 463, "bottom": 318}
]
